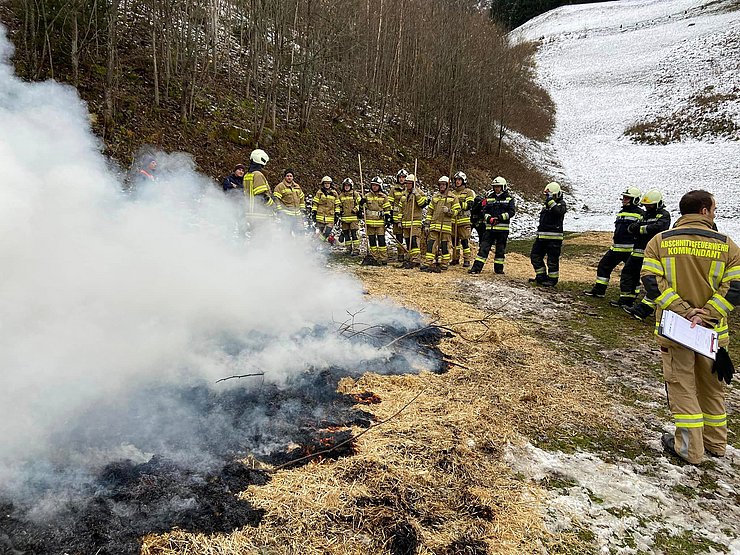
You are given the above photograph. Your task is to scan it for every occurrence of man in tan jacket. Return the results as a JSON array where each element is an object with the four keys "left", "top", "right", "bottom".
[{"left": 641, "top": 190, "right": 740, "bottom": 464}]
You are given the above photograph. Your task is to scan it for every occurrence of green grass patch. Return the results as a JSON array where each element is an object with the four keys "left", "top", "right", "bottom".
[
  {"left": 652, "top": 529, "right": 729, "bottom": 554},
  {"left": 534, "top": 429, "right": 647, "bottom": 463}
]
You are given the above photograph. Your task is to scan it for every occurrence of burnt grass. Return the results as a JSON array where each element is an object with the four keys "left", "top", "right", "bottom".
[{"left": 0, "top": 323, "right": 447, "bottom": 555}]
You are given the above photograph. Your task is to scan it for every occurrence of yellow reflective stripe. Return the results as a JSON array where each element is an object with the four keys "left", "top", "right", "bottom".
[
  {"left": 722, "top": 266, "right": 740, "bottom": 282},
  {"left": 675, "top": 413, "right": 704, "bottom": 428},
  {"left": 611, "top": 246, "right": 633, "bottom": 252},
  {"left": 616, "top": 212, "right": 641, "bottom": 220},
  {"left": 642, "top": 258, "right": 664, "bottom": 276},
  {"left": 708, "top": 293, "right": 733, "bottom": 316},
  {"left": 596, "top": 277, "right": 609, "bottom": 285},
  {"left": 708, "top": 261, "right": 724, "bottom": 291},
  {"left": 703, "top": 413, "right": 727, "bottom": 427},
  {"left": 656, "top": 288, "right": 679, "bottom": 309}
]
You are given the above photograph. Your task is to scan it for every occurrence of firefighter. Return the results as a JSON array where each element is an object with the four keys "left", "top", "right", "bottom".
[
  {"left": 584, "top": 187, "right": 644, "bottom": 297},
  {"left": 422, "top": 176, "right": 460, "bottom": 273},
  {"left": 615, "top": 189, "right": 671, "bottom": 310},
  {"left": 273, "top": 168, "right": 305, "bottom": 232},
  {"left": 400, "top": 174, "right": 429, "bottom": 269},
  {"left": 361, "top": 176, "right": 393, "bottom": 265},
  {"left": 468, "top": 176, "right": 515, "bottom": 274},
  {"left": 222, "top": 164, "right": 245, "bottom": 193},
  {"left": 339, "top": 178, "right": 363, "bottom": 255},
  {"left": 244, "top": 148, "right": 274, "bottom": 221},
  {"left": 311, "top": 176, "right": 340, "bottom": 246},
  {"left": 641, "top": 190, "right": 740, "bottom": 464},
  {"left": 529, "top": 182, "right": 567, "bottom": 286},
  {"left": 391, "top": 169, "right": 409, "bottom": 262},
  {"left": 450, "top": 171, "right": 476, "bottom": 268}
]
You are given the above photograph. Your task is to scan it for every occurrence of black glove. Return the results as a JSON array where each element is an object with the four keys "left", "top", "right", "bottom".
[
  {"left": 627, "top": 222, "right": 639, "bottom": 235},
  {"left": 359, "top": 197, "right": 367, "bottom": 207},
  {"left": 712, "top": 347, "right": 734, "bottom": 385},
  {"left": 334, "top": 214, "right": 340, "bottom": 225},
  {"left": 385, "top": 214, "right": 393, "bottom": 228},
  {"left": 311, "top": 210, "right": 317, "bottom": 223}
]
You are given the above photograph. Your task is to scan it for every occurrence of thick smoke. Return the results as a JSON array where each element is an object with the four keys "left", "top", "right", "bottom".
[{"left": 0, "top": 23, "right": 423, "bottom": 505}]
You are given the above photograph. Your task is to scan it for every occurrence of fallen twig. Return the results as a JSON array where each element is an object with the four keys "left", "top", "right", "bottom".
[{"left": 215, "top": 372, "right": 265, "bottom": 384}]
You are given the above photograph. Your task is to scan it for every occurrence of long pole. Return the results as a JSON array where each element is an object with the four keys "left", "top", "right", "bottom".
[
  {"left": 409, "top": 158, "right": 418, "bottom": 261},
  {"left": 450, "top": 152, "right": 458, "bottom": 259},
  {"left": 358, "top": 154, "right": 369, "bottom": 257}
]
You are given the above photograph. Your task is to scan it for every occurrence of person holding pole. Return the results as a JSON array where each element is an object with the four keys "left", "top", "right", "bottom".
[
  {"left": 361, "top": 176, "right": 393, "bottom": 265},
  {"left": 400, "top": 173, "right": 428, "bottom": 269},
  {"left": 450, "top": 171, "right": 476, "bottom": 268}
]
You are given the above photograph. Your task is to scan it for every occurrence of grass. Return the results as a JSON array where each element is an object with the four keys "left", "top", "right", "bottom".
[
  {"left": 652, "top": 529, "right": 729, "bottom": 554},
  {"left": 506, "top": 234, "right": 606, "bottom": 259}
]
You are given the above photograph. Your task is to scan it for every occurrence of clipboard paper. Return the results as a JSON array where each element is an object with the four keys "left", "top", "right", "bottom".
[{"left": 658, "top": 310, "right": 718, "bottom": 360}]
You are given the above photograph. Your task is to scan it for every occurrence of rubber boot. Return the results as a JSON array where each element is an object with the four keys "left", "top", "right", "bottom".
[
  {"left": 494, "top": 263, "right": 504, "bottom": 274},
  {"left": 624, "top": 302, "right": 654, "bottom": 321}
]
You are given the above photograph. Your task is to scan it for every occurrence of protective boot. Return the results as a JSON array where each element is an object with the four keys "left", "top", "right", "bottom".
[
  {"left": 609, "top": 296, "right": 635, "bottom": 308},
  {"left": 420, "top": 265, "right": 433, "bottom": 272},
  {"left": 623, "top": 302, "right": 654, "bottom": 321},
  {"left": 541, "top": 277, "right": 558, "bottom": 287},
  {"left": 528, "top": 275, "right": 547, "bottom": 286},
  {"left": 583, "top": 283, "right": 607, "bottom": 298},
  {"left": 494, "top": 263, "right": 504, "bottom": 274},
  {"left": 468, "top": 260, "right": 484, "bottom": 274}
]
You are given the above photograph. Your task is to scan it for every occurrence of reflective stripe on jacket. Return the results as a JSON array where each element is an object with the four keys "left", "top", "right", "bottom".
[
  {"left": 612, "top": 204, "right": 644, "bottom": 251},
  {"left": 536, "top": 197, "right": 567, "bottom": 240},
  {"left": 364, "top": 193, "right": 391, "bottom": 227},
  {"left": 273, "top": 181, "right": 305, "bottom": 216},
  {"left": 312, "top": 189, "right": 341, "bottom": 224},
  {"left": 482, "top": 190, "right": 515, "bottom": 231},
  {"left": 641, "top": 214, "right": 740, "bottom": 346},
  {"left": 339, "top": 191, "right": 362, "bottom": 223},
  {"left": 451, "top": 187, "right": 476, "bottom": 225},
  {"left": 244, "top": 171, "right": 273, "bottom": 217},
  {"left": 401, "top": 187, "right": 429, "bottom": 228},
  {"left": 425, "top": 193, "right": 460, "bottom": 233}
]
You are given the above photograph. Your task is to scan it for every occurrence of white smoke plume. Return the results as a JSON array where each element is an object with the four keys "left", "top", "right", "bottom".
[{"left": 0, "top": 23, "right": 423, "bottom": 495}]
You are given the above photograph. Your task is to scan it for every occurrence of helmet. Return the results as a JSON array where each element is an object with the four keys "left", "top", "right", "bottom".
[
  {"left": 321, "top": 176, "right": 333, "bottom": 185},
  {"left": 622, "top": 187, "right": 642, "bottom": 204},
  {"left": 370, "top": 176, "right": 383, "bottom": 188},
  {"left": 342, "top": 178, "right": 354, "bottom": 189},
  {"left": 641, "top": 189, "right": 663, "bottom": 208},
  {"left": 406, "top": 174, "right": 417, "bottom": 183},
  {"left": 492, "top": 176, "right": 508, "bottom": 191},
  {"left": 250, "top": 148, "right": 269, "bottom": 165},
  {"left": 544, "top": 181, "right": 562, "bottom": 198},
  {"left": 438, "top": 176, "right": 450, "bottom": 189},
  {"left": 453, "top": 171, "right": 467, "bottom": 186}
]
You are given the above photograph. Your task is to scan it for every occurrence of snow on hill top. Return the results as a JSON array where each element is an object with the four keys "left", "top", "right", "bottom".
[{"left": 510, "top": 0, "right": 740, "bottom": 238}]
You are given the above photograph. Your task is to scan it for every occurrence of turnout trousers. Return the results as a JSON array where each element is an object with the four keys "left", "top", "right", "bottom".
[
  {"left": 451, "top": 225, "right": 472, "bottom": 264},
  {"left": 475, "top": 230, "right": 509, "bottom": 273},
  {"left": 402, "top": 227, "right": 421, "bottom": 264},
  {"left": 530, "top": 238, "right": 562, "bottom": 283},
  {"left": 425, "top": 231, "right": 452, "bottom": 269},
  {"left": 619, "top": 253, "right": 643, "bottom": 302},
  {"left": 661, "top": 343, "right": 727, "bottom": 463},
  {"left": 366, "top": 225, "right": 388, "bottom": 263}
]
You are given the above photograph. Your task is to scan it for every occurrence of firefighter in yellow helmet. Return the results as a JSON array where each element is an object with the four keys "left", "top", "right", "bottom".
[
  {"left": 450, "top": 171, "right": 476, "bottom": 268},
  {"left": 421, "top": 176, "right": 460, "bottom": 272},
  {"left": 391, "top": 169, "right": 409, "bottom": 262},
  {"left": 615, "top": 188, "right": 671, "bottom": 311},
  {"left": 339, "top": 178, "right": 363, "bottom": 255},
  {"left": 529, "top": 182, "right": 567, "bottom": 286},
  {"left": 273, "top": 168, "right": 305, "bottom": 233},
  {"left": 584, "top": 187, "right": 644, "bottom": 297},
  {"left": 361, "top": 176, "right": 392, "bottom": 265},
  {"left": 400, "top": 174, "right": 429, "bottom": 269},
  {"left": 244, "top": 148, "right": 274, "bottom": 221},
  {"left": 311, "top": 176, "right": 340, "bottom": 246},
  {"left": 641, "top": 190, "right": 740, "bottom": 464}
]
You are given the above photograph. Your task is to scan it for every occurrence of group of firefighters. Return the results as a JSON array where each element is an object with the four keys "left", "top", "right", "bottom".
[{"left": 220, "top": 148, "right": 570, "bottom": 280}]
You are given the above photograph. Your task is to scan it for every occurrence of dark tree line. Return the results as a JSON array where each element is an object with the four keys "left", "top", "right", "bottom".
[
  {"left": 489, "top": 0, "right": 613, "bottom": 30},
  {"left": 6, "top": 0, "right": 552, "bottom": 161}
]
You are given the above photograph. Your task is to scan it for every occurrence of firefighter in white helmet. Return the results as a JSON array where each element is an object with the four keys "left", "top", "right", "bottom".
[
  {"left": 361, "top": 176, "right": 392, "bottom": 265},
  {"left": 469, "top": 176, "right": 515, "bottom": 274},
  {"left": 421, "top": 176, "right": 460, "bottom": 272},
  {"left": 400, "top": 174, "right": 429, "bottom": 268},
  {"left": 622, "top": 189, "right": 671, "bottom": 318},
  {"left": 450, "top": 171, "right": 476, "bottom": 268},
  {"left": 311, "top": 176, "right": 340, "bottom": 245},
  {"left": 529, "top": 182, "right": 567, "bottom": 286},
  {"left": 244, "top": 148, "right": 274, "bottom": 221},
  {"left": 584, "top": 187, "right": 645, "bottom": 298},
  {"left": 339, "top": 178, "right": 363, "bottom": 255},
  {"left": 391, "top": 169, "right": 409, "bottom": 262}
]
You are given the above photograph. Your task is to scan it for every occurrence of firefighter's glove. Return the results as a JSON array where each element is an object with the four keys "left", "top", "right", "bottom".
[
  {"left": 487, "top": 216, "right": 498, "bottom": 225},
  {"left": 442, "top": 206, "right": 451, "bottom": 214},
  {"left": 385, "top": 214, "right": 393, "bottom": 228},
  {"left": 546, "top": 199, "right": 556, "bottom": 209},
  {"left": 712, "top": 347, "right": 734, "bottom": 385},
  {"left": 359, "top": 197, "right": 367, "bottom": 206},
  {"left": 481, "top": 199, "right": 487, "bottom": 207},
  {"left": 422, "top": 222, "right": 430, "bottom": 232},
  {"left": 627, "top": 222, "right": 639, "bottom": 235},
  {"left": 334, "top": 214, "right": 340, "bottom": 225}
]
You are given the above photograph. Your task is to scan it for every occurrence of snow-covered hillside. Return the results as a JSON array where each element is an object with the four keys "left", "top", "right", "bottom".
[{"left": 513, "top": 0, "right": 740, "bottom": 237}]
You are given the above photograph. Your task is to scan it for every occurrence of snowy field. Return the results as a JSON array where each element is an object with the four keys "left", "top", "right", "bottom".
[{"left": 512, "top": 0, "right": 740, "bottom": 238}]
